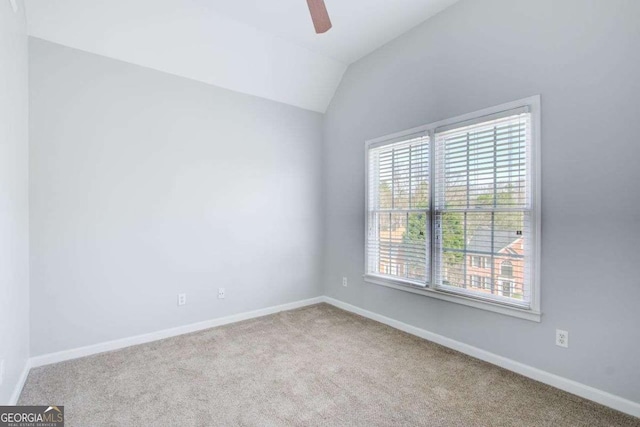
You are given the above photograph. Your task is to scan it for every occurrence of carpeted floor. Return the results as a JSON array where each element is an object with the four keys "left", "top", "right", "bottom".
[{"left": 19, "top": 303, "right": 639, "bottom": 426}]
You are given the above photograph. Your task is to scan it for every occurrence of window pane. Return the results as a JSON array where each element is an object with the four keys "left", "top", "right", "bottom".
[
  {"left": 369, "top": 211, "right": 429, "bottom": 282},
  {"left": 436, "top": 113, "right": 530, "bottom": 210},
  {"left": 436, "top": 209, "right": 529, "bottom": 304},
  {"left": 434, "top": 109, "right": 532, "bottom": 307},
  {"left": 367, "top": 134, "right": 430, "bottom": 284},
  {"left": 369, "top": 136, "right": 430, "bottom": 210}
]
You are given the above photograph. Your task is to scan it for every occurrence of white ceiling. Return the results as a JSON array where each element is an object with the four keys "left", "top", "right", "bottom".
[
  {"left": 203, "top": 0, "right": 459, "bottom": 64},
  {"left": 23, "top": 0, "right": 459, "bottom": 112}
]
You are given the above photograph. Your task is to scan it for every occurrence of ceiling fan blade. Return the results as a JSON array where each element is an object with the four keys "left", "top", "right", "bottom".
[{"left": 306, "top": 0, "right": 332, "bottom": 34}]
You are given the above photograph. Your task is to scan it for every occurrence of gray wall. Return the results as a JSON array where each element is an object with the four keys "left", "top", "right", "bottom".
[
  {"left": 0, "top": 1, "right": 29, "bottom": 404},
  {"left": 29, "top": 38, "right": 324, "bottom": 356},
  {"left": 323, "top": 0, "right": 640, "bottom": 403}
]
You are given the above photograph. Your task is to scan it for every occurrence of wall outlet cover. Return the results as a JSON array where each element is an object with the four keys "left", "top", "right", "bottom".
[
  {"left": 556, "top": 329, "right": 569, "bottom": 348},
  {"left": 178, "top": 293, "right": 187, "bottom": 306}
]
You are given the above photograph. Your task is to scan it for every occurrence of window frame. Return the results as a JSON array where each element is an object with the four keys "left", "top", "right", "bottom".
[{"left": 364, "top": 96, "right": 541, "bottom": 322}]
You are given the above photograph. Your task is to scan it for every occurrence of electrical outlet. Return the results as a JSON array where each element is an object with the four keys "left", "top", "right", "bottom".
[
  {"left": 556, "top": 329, "right": 569, "bottom": 348},
  {"left": 218, "top": 288, "right": 225, "bottom": 299},
  {"left": 342, "top": 277, "right": 348, "bottom": 287},
  {"left": 177, "top": 293, "right": 186, "bottom": 306},
  {"left": 0, "top": 359, "right": 5, "bottom": 386}
]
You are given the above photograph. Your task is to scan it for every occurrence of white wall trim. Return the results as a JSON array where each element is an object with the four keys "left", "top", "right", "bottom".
[
  {"left": 322, "top": 297, "right": 640, "bottom": 419},
  {"left": 30, "top": 297, "right": 324, "bottom": 368},
  {"left": 362, "top": 275, "right": 541, "bottom": 322},
  {"left": 8, "top": 359, "right": 32, "bottom": 405},
  {"left": 12, "top": 295, "right": 640, "bottom": 419}
]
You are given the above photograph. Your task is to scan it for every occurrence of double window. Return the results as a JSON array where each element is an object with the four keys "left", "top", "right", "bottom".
[
  {"left": 365, "top": 97, "right": 540, "bottom": 321},
  {"left": 471, "top": 256, "right": 490, "bottom": 268}
]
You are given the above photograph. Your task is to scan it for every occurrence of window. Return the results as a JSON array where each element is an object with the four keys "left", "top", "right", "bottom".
[
  {"left": 501, "top": 261, "right": 513, "bottom": 278},
  {"left": 365, "top": 97, "right": 540, "bottom": 321},
  {"left": 501, "top": 280, "right": 513, "bottom": 298},
  {"left": 470, "top": 275, "right": 481, "bottom": 288},
  {"left": 471, "top": 256, "right": 489, "bottom": 269},
  {"left": 366, "top": 134, "right": 430, "bottom": 285}
]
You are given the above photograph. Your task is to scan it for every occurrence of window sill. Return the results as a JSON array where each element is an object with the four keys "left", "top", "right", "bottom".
[{"left": 363, "top": 274, "right": 541, "bottom": 322}]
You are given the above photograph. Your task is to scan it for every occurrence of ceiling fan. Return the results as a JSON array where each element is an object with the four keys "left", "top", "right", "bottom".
[{"left": 306, "top": 0, "right": 332, "bottom": 34}]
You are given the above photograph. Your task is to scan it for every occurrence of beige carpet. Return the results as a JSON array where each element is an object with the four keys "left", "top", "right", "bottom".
[{"left": 19, "top": 303, "right": 639, "bottom": 426}]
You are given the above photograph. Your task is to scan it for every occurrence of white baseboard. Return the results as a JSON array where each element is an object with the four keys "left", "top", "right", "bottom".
[
  {"left": 9, "top": 359, "right": 31, "bottom": 405},
  {"left": 13, "top": 295, "right": 640, "bottom": 419},
  {"left": 30, "top": 297, "right": 324, "bottom": 368},
  {"left": 322, "top": 297, "right": 640, "bottom": 419}
]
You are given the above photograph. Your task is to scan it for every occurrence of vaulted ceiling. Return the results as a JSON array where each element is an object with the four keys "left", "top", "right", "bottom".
[{"left": 24, "top": 0, "right": 459, "bottom": 112}]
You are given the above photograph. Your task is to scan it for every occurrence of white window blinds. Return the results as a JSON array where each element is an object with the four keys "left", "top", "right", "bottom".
[
  {"left": 365, "top": 100, "right": 538, "bottom": 313},
  {"left": 367, "top": 135, "right": 430, "bottom": 285},
  {"left": 434, "top": 108, "right": 532, "bottom": 307}
]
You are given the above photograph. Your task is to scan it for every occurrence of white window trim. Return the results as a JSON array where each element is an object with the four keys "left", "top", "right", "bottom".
[{"left": 363, "top": 96, "right": 542, "bottom": 322}]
